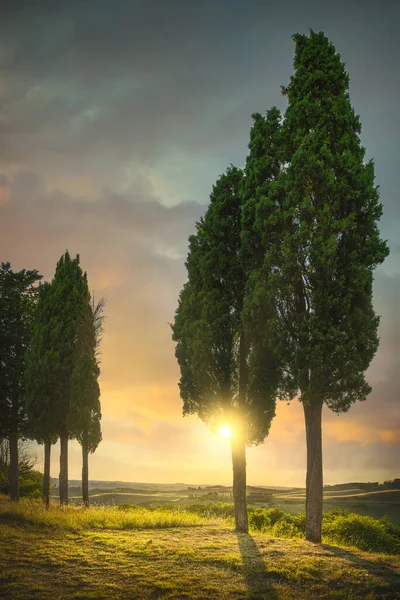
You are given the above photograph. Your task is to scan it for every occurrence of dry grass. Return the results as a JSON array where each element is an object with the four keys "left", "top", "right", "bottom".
[
  {"left": 0, "top": 495, "right": 208, "bottom": 532},
  {"left": 0, "top": 496, "right": 399, "bottom": 599}
]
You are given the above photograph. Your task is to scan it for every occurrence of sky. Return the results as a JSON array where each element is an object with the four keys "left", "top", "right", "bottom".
[{"left": 1, "top": 0, "right": 399, "bottom": 487}]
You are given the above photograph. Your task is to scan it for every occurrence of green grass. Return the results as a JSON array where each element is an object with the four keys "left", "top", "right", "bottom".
[
  {"left": 0, "top": 496, "right": 399, "bottom": 599},
  {"left": 0, "top": 496, "right": 209, "bottom": 532}
]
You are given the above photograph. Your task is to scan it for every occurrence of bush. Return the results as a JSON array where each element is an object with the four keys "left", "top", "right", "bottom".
[
  {"left": 248, "top": 507, "right": 305, "bottom": 538},
  {"left": 247, "top": 506, "right": 400, "bottom": 553},
  {"left": 271, "top": 519, "right": 304, "bottom": 539},
  {"left": 264, "top": 508, "right": 287, "bottom": 526},
  {"left": 248, "top": 509, "right": 271, "bottom": 532},
  {"left": 322, "top": 512, "right": 400, "bottom": 554}
]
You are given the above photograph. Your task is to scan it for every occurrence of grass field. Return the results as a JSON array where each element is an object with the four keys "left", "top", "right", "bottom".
[
  {"left": 63, "top": 483, "right": 400, "bottom": 526},
  {"left": 0, "top": 496, "right": 399, "bottom": 599}
]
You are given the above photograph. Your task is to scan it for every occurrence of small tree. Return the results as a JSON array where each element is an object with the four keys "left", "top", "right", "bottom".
[
  {"left": 0, "top": 263, "right": 42, "bottom": 501},
  {"left": 172, "top": 167, "right": 278, "bottom": 532}
]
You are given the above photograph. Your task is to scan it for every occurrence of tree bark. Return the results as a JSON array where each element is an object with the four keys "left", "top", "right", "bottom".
[
  {"left": 303, "top": 400, "right": 323, "bottom": 543},
  {"left": 82, "top": 445, "right": 89, "bottom": 507},
  {"left": 229, "top": 326, "right": 249, "bottom": 533},
  {"left": 59, "top": 433, "right": 68, "bottom": 506},
  {"left": 230, "top": 433, "right": 248, "bottom": 533},
  {"left": 43, "top": 441, "right": 51, "bottom": 508},
  {"left": 9, "top": 432, "right": 19, "bottom": 502}
]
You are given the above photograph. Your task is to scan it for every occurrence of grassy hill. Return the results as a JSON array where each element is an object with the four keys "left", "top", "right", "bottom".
[
  {"left": 0, "top": 496, "right": 399, "bottom": 599},
  {"left": 61, "top": 482, "right": 400, "bottom": 526}
]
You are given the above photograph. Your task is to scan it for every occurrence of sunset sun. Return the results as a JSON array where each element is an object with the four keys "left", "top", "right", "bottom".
[{"left": 218, "top": 425, "right": 232, "bottom": 439}]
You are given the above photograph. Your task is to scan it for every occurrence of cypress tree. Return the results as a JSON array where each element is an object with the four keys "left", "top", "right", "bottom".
[
  {"left": 68, "top": 296, "right": 104, "bottom": 507},
  {"left": 51, "top": 252, "right": 89, "bottom": 505},
  {"left": 0, "top": 263, "right": 42, "bottom": 501},
  {"left": 172, "top": 167, "right": 279, "bottom": 532},
  {"left": 248, "top": 31, "right": 389, "bottom": 542},
  {"left": 26, "top": 282, "right": 59, "bottom": 506},
  {"left": 26, "top": 252, "right": 89, "bottom": 505}
]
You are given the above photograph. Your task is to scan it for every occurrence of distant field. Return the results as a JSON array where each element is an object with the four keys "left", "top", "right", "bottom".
[{"left": 271, "top": 489, "right": 400, "bottom": 525}]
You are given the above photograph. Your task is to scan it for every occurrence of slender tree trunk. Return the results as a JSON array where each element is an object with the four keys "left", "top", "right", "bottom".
[
  {"left": 82, "top": 444, "right": 89, "bottom": 508},
  {"left": 9, "top": 432, "right": 19, "bottom": 502},
  {"left": 43, "top": 441, "right": 51, "bottom": 508},
  {"left": 59, "top": 433, "right": 68, "bottom": 506},
  {"left": 230, "top": 433, "right": 248, "bottom": 533},
  {"left": 303, "top": 400, "right": 323, "bottom": 543},
  {"left": 229, "top": 326, "right": 248, "bottom": 533}
]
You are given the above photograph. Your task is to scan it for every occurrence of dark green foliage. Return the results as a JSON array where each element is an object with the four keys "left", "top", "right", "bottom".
[
  {"left": 246, "top": 507, "right": 399, "bottom": 554},
  {"left": 0, "top": 263, "right": 42, "bottom": 500},
  {"left": 173, "top": 167, "right": 245, "bottom": 424},
  {"left": 0, "top": 263, "right": 42, "bottom": 439},
  {"left": 69, "top": 354, "right": 101, "bottom": 453},
  {"left": 26, "top": 251, "right": 91, "bottom": 505},
  {"left": 271, "top": 31, "right": 388, "bottom": 409},
  {"left": 68, "top": 295, "right": 104, "bottom": 506},
  {"left": 26, "top": 252, "right": 90, "bottom": 440},
  {"left": 322, "top": 512, "right": 400, "bottom": 554},
  {"left": 242, "top": 31, "right": 389, "bottom": 542},
  {"left": 173, "top": 167, "right": 261, "bottom": 531},
  {"left": 0, "top": 439, "right": 48, "bottom": 499},
  {"left": 47, "top": 252, "right": 91, "bottom": 433},
  {"left": 245, "top": 30, "right": 389, "bottom": 410},
  {"left": 25, "top": 283, "right": 59, "bottom": 445},
  {"left": 172, "top": 166, "right": 277, "bottom": 444},
  {"left": 241, "top": 108, "right": 296, "bottom": 407},
  {"left": 0, "top": 467, "right": 45, "bottom": 499},
  {"left": 68, "top": 295, "right": 104, "bottom": 453}
]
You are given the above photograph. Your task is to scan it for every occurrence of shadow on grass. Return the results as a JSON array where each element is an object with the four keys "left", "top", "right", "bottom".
[
  {"left": 322, "top": 543, "right": 400, "bottom": 584},
  {"left": 236, "top": 533, "right": 280, "bottom": 599}
]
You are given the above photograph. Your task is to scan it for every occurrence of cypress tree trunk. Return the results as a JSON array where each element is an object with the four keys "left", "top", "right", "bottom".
[
  {"left": 303, "top": 401, "right": 323, "bottom": 543},
  {"left": 82, "top": 444, "right": 89, "bottom": 508},
  {"left": 9, "top": 432, "right": 19, "bottom": 502},
  {"left": 43, "top": 441, "right": 51, "bottom": 508},
  {"left": 230, "top": 327, "right": 248, "bottom": 533},
  {"left": 59, "top": 433, "right": 68, "bottom": 506},
  {"left": 230, "top": 433, "right": 248, "bottom": 533}
]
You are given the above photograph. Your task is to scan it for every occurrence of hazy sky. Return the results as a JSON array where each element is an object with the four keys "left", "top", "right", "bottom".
[{"left": 1, "top": 0, "right": 399, "bottom": 486}]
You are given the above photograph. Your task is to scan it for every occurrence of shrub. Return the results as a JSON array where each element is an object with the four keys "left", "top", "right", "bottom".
[
  {"left": 322, "top": 513, "right": 400, "bottom": 554},
  {"left": 271, "top": 519, "right": 304, "bottom": 539},
  {"left": 248, "top": 509, "right": 271, "bottom": 532}
]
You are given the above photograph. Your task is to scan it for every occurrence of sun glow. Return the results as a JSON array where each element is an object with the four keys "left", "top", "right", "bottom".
[{"left": 218, "top": 425, "right": 232, "bottom": 439}]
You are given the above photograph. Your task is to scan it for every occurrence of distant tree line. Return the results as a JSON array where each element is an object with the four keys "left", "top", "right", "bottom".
[
  {"left": 0, "top": 252, "right": 104, "bottom": 507},
  {"left": 324, "top": 480, "right": 400, "bottom": 492},
  {"left": 172, "top": 31, "right": 389, "bottom": 541}
]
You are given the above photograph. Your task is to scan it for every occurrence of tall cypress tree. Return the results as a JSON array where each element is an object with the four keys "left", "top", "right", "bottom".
[
  {"left": 26, "top": 252, "right": 89, "bottom": 505},
  {"left": 248, "top": 31, "right": 389, "bottom": 542},
  {"left": 0, "top": 263, "right": 42, "bottom": 501},
  {"left": 26, "top": 282, "right": 59, "bottom": 506},
  {"left": 51, "top": 252, "right": 89, "bottom": 505},
  {"left": 172, "top": 167, "right": 278, "bottom": 532},
  {"left": 68, "top": 296, "right": 104, "bottom": 507}
]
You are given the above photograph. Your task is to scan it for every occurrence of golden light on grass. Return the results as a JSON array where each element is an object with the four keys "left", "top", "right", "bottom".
[{"left": 218, "top": 425, "right": 232, "bottom": 439}]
